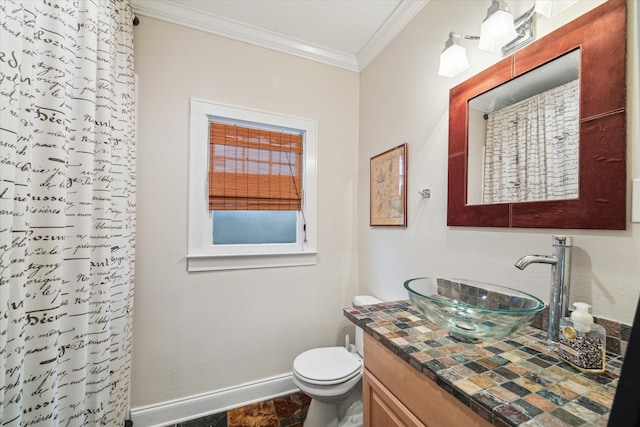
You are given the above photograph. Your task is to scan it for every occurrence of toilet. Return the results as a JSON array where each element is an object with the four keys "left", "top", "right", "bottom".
[{"left": 292, "top": 295, "right": 382, "bottom": 427}]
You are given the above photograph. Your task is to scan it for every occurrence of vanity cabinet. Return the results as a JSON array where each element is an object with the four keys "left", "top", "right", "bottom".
[
  {"left": 363, "top": 369, "right": 423, "bottom": 426},
  {"left": 362, "top": 334, "right": 492, "bottom": 427}
]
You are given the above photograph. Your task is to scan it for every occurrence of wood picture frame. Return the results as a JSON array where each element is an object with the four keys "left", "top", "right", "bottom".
[{"left": 370, "top": 143, "right": 407, "bottom": 227}]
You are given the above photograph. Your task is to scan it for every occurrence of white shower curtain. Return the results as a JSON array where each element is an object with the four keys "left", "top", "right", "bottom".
[
  {"left": 0, "top": 1, "right": 136, "bottom": 426},
  {"left": 482, "top": 79, "right": 579, "bottom": 204}
]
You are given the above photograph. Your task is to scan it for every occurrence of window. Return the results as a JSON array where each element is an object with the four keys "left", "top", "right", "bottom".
[
  {"left": 208, "top": 121, "right": 303, "bottom": 245},
  {"left": 188, "top": 99, "right": 317, "bottom": 271}
]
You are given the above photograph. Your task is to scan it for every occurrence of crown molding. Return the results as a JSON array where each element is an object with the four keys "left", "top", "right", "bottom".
[
  {"left": 356, "top": 0, "right": 428, "bottom": 70},
  {"left": 131, "top": 0, "right": 428, "bottom": 72}
]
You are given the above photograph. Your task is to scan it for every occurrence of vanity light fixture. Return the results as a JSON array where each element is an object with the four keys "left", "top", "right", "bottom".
[
  {"left": 534, "top": 0, "right": 579, "bottom": 17},
  {"left": 438, "top": 0, "right": 571, "bottom": 78},
  {"left": 478, "top": 0, "right": 518, "bottom": 52},
  {"left": 438, "top": 32, "right": 477, "bottom": 78}
]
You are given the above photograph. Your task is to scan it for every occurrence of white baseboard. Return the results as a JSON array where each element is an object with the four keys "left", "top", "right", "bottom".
[{"left": 130, "top": 373, "right": 298, "bottom": 427}]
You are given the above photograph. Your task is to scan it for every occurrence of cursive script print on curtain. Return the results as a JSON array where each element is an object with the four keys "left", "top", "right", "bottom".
[
  {"left": 0, "top": 0, "right": 136, "bottom": 425},
  {"left": 483, "top": 79, "right": 579, "bottom": 204}
]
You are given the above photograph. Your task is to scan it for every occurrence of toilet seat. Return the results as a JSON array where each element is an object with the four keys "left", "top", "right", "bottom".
[{"left": 293, "top": 347, "right": 362, "bottom": 385}]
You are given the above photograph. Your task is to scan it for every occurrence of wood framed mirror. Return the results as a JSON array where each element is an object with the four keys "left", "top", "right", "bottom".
[{"left": 447, "top": 0, "right": 626, "bottom": 229}]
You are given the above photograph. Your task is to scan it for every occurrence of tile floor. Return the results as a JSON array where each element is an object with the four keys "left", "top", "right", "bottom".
[{"left": 165, "top": 392, "right": 311, "bottom": 427}]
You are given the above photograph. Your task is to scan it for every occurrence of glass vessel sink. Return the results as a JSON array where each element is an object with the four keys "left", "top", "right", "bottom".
[{"left": 404, "top": 277, "right": 545, "bottom": 343}]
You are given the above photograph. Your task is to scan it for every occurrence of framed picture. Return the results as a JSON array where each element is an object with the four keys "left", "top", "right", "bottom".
[{"left": 370, "top": 143, "right": 407, "bottom": 227}]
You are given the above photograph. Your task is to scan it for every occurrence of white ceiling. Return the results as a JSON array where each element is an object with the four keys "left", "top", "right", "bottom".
[{"left": 131, "top": 0, "right": 429, "bottom": 72}]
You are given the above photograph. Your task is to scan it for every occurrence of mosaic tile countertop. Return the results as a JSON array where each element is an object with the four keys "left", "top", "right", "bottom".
[{"left": 344, "top": 301, "right": 623, "bottom": 427}]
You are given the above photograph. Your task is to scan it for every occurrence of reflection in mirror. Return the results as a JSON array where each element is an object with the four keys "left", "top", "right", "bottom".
[{"left": 467, "top": 49, "right": 580, "bottom": 205}]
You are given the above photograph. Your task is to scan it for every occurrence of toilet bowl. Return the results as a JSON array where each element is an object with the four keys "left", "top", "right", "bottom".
[{"left": 292, "top": 295, "right": 382, "bottom": 427}]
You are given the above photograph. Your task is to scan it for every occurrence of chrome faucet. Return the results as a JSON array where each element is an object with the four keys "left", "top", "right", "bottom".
[{"left": 515, "top": 236, "right": 573, "bottom": 343}]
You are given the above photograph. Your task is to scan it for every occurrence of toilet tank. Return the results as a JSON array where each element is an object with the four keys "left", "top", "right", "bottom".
[{"left": 352, "top": 295, "right": 382, "bottom": 356}]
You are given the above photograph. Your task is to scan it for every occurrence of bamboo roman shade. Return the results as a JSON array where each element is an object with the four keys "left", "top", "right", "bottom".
[{"left": 208, "top": 122, "right": 303, "bottom": 211}]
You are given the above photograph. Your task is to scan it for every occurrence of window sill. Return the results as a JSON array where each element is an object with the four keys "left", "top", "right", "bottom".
[{"left": 186, "top": 251, "right": 318, "bottom": 272}]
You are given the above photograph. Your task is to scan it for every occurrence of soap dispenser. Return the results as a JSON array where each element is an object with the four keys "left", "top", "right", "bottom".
[{"left": 558, "top": 302, "right": 606, "bottom": 373}]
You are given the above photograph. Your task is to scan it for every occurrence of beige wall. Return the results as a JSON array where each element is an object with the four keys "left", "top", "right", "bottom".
[
  {"left": 132, "top": 18, "right": 359, "bottom": 407},
  {"left": 358, "top": 0, "right": 640, "bottom": 324}
]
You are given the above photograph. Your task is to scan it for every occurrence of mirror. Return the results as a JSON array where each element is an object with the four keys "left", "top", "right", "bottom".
[
  {"left": 467, "top": 49, "right": 580, "bottom": 205},
  {"left": 447, "top": 0, "right": 626, "bottom": 229}
]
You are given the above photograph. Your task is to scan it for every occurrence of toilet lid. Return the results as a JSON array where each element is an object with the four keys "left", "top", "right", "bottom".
[{"left": 293, "top": 347, "right": 362, "bottom": 385}]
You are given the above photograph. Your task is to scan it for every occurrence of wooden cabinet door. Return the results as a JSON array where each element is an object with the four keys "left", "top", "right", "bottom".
[{"left": 363, "top": 369, "right": 424, "bottom": 427}]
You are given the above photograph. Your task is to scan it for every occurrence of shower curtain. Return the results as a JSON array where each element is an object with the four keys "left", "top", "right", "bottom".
[
  {"left": 0, "top": 1, "right": 136, "bottom": 425},
  {"left": 482, "top": 79, "right": 579, "bottom": 204}
]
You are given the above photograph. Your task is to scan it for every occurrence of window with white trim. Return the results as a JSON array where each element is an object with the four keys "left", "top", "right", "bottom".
[{"left": 188, "top": 99, "right": 318, "bottom": 271}]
